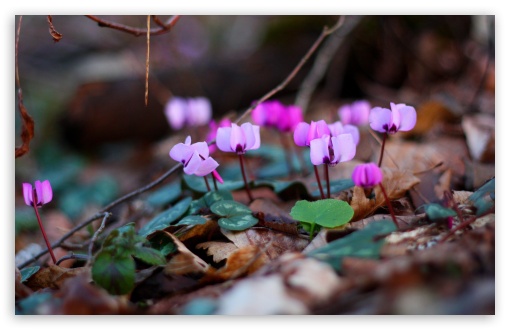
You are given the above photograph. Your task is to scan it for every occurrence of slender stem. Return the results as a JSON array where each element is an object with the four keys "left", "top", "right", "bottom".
[
  {"left": 314, "top": 165, "right": 326, "bottom": 199},
  {"left": 56, "top": 253, "right": 89, "bottom": 266},
  {"left": 145, "top": 15, "right": 150, "bottom": 106},
  {"left": 87, "top": 212, "right": 111, "bottom": 266},
  {"left": 85, "top": 15, "right": 180, "bottom": 37},
  {"left": 203, "top": 176, "right": 211, "bottom": 192},
  {"left": 378, "top": 183, "right": 399, "bottom": 229},
  {"left": 239, "top": 154, "right": 254, "bottom": 202},
  {"left": 324, "top": 165, "right": 331, "bottom": 198},
  {"left": 280, "top": 133, "right": 294, "bottom": 177},
  {"left": 31, "top": 190, "right": 56, "bottom": 264},
  {"left": 377, "top": 133, "right": 387, "bottom": 167},
  {"left": 211, "top": 173, "right": 218, "bottom": 191}
]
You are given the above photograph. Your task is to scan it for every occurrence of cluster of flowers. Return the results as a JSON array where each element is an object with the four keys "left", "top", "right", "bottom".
[
  {"left": 251, "top": 101, "right": 303, "bottom": 133},
  {"left": 164, "top": 96, "right": 212, "bottom": 130}
]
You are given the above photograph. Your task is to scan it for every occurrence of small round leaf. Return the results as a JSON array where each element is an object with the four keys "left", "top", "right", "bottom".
[
  {"left": 218, "top": 214, "right": 258, "bottom": 231},
  {"left": 210, "top": 200, "right": 252, "bottom": 217}
]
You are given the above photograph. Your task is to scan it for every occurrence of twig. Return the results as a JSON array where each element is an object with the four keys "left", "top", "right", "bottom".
[
  {"left": 85, "top": 15, "right": 180, "bottom": 37},
  {"left": 56, "top": 253, "right": 89, "bottom": 266},
  {"left": 234, "top": 16, "right": 347, "bottom": 125},
  {"left": 295, "top": 15, "right": 363, "bottom": 114},
  {"left": 46, "top": 15, "right": 63, "bottom": 42},
  {"left": 151, "top": 15, "right": 167, "bottom": 28},
  {"left": 145, "top": 15, "right": 150, "bottom": 107},
  {"left": 87, "top": 212, "right": 112, "bottom": 265},
  {"left": 15, "top": 15, "right": 35, "bottom": 159}
]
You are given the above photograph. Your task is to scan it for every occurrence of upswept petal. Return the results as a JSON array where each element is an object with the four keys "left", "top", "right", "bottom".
[
  {"left": 389, "top": 103, "right": 401, "bottom": 131},
  {"left": 230, "top": 123, "right": 246, "bottom": 152},
  {"left": 369, "top": 107, "right": 392, "bottom": 133},
  {"left": 343, "top": 125, "right": 360, "bottom": 145},
  {"left": 34, "top": 181, "right": 44, "bottom": 205},
  {"left": 212, "top": 170, "right": 224, "bottom": 184},
  {"left": 184, "top": 136, "right": 192, "bottom": 145},
  {"left": 338, "top": 105, "right": 352, "bottom": 125},
  {"left": 194, "top": 157, "right": 219, "bottom": 176},
  {"left": 40, "top": 180, "right": 53, "bottom": 204},
  {"left": 183, "top": 152, "right": 202, "bottom": 175},
  {"left": 165, "top": 97, "right": 187, "bottom": 130},
  {"left": 331, "top": 134, "right": 356, "bottom": 163},
  {"left": 22, "top": 183, "right": 33, "bottom": 206},
  {"left": 251, "top": 103, "right": 267, "bottom": 126},
  {"left": 170, "top": 142, "right": 194, "bottom": 164},
  {"left": 328, "top": 121, "right": 344, "bottom": 136},
  {"left": 242, "top": 123, "right": 260, "bottom": 151},
  {"left": 188, "top": 97, "right": 212, "bottom": 126},
  {"left": 314, "top": 120, "right": 331, "bottom": 141},
  {"left": 351, "top": 100, "right": 370, "bottom": 125},
  {"left": 293, "top": 122, "right": 310, "bottom": 147},
  {"left": 216, "top": 127, "right": 233, "bottom": 152},
  {"left": 396, "top": 104, "right": 417, "bottom": 131},
  {"left": 310, "top": 136, "right": 329, "bottom": 165},
  {"left": 191, "top": 141, "right": 210, "bottom": 158}
]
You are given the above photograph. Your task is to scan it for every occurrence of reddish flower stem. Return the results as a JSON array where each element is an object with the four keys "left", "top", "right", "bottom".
[
  {"left": 203, "top": 176, "right": 211, "bottom": 192},
  {"left": 239, "top": 154, "right": 254, "bottom": 202},
  {"left": 378, "top": 183, "right": 399, "bottom": 229},
  {"left": 377, "top": 132, "right": 387, "bottom": 167},
  {"left": 314, "top": 165, "right": 326, "bottom": 199},
  {"left": 31, "top": 189, "right": 57, "bottom": 264},
  {"left": 324, "top": 165, "right": 331, "bottom": 198},
  {"left": 211, "top": 173, "right": 218, "bottom": 191}
]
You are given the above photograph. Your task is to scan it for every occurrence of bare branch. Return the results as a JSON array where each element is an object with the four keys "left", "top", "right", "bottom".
[
  {"left": 87, "top": 213, "right": 112, "bottom": 266},
  {"left": 47, "top": 15, "right": 63, "bottom": 42},
  {"left": 85, "top": 15, "right": 180, "bottom": 37},
  {"left": 145, "top": 15, "right": 150, "bottom": 107}
]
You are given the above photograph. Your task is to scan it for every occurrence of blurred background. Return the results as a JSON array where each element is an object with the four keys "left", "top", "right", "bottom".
[{"left": 15, "top": 15, "right": 495, "bottom": 248}]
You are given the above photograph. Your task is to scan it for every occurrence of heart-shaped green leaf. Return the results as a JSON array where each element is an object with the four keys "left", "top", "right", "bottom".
[
  {"left": 290, "top": 199, "right": 354, "bottom": 228},
  {"left": 424, "top": 203, "right": 457, "bottom": 221},
  {"left": 210, "top": 200, "right": 252, "bottom": 217},
  {"left": 177, "top": 215, "right": 208, "bottom": 225},
  {"left": 189, "top": 190, "right": 233, "bottom": 215},
  {"left": 307, "top": 219, "right": 396, "bottom": 271},
  {"left": 139, "top": 197, "right": 192, "bottom": 237},
  {"left": 132, "top": 246, "right": 167, "bottom": 265},
  {"left": 92, "top": 251, "right": 135, "bottom": 295},
  {"left": 218, "top": 214, "right": 258, "bottom": 231},
  {"left": 20, "top": 266, "right": 40, "bottom": 283}
]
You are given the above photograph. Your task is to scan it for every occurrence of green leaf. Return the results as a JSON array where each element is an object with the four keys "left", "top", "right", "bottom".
[
  {"left": 138, "top": 197, "right": 192, "bottom": 237},
  {"left": 177, "top": 215, "right": 208, "bottom": 225},
  {"left": 218, "top": 214, "right": 258, "bottom": 231},
  {"left": 20, "top": 266, "right": 40, "bottom": 282},
  {"left": 189, "top": 190, "right": 233, "bottom": 215},
  {"left": 148, "top": 231, "right": 177, "bottom": 256},
  {"left": 307, "top": 220, "right": 396, "bottom": 271},
  {"left": 424, "top": 203, "right": 457, "bottom": 221},
  {"left": 133, "top": 246, "right": 167, "bottom": 265},
  {"left": 16, "top": 292, "right": 54, "bottom": 315},
  {"left": 311, "top": 179, "right": 354, "bottom": 198},
  {"left": 146, "top": 182, "right": 181, "bottom": 208},
  {"left": 92, "top": 251, "right": 135, "bottom": 295},
  {"left": 210, "top": 200, "right": 252, "bottom": 217},
  {"left": 290, "top": 199, "right": 354, "bottom": 228},
  {"left": 182, "top": 175, "right": 245, "bottom": 194},
  {"left": 102, "top": 223, "right": 139, "bottom": 255},
  {"left": 469, "top": 178, "right": 495, "bottom": 216}
]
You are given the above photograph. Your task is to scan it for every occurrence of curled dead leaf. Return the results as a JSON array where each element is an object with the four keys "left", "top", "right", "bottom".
[
  {"left": 196, "top": 241, "right": 238, "bottom": 263},
  {"left": 163, "top": 232, "right": 209, "bottom": 276},
  {"left": 24, "top": 265, "right": 87, "bottom": 291}
]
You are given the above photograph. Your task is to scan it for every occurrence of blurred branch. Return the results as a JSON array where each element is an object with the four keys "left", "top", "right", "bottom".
[
  {"left": 295, "top": 15, "right": 363, "bottom": 114},
  {"left": 15, "top": 16, "right": 35, "bottom": 159},
  {"left": 46, "top": 15, "right": 63, "bottom": 42},
  {"left": 235, "top": 15, "right": 346, "bottom": 125},
  {"left": 145, "top": 15, "right": 151, "bottom": 106},
  {"left": 87, "top": 212, "right": 112, "bottom": 266},
  {"left": 85, "top": 15, "right": 180, "bottom": 36}
]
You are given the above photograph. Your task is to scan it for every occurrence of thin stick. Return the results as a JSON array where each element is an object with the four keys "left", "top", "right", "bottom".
[
  {"left": 87, "top": 212, "right": 112, "bottom": 265},
  {"left": 324, "top": 165, "right": 331, "bottom": 198},
  {"left": 239, "top": 154, "right": 254, "bottom": 202},
  {"left": 378, "top": 183, "right": 399, "bottom": 229},
  {"left": 31, "top": 190, "right": 56, "bottom": 264},
  {"left": 211, "top": 173, "right": 218, "bottom": 191},
  {"left": 85, "top": 15, "right": 180, "bottom": 37},
  {"left": 56, "top": 253, "right": 89, "bottom": 266},
  {"left": 145, "top": 15, "right": 150, "bottom": 106},
  {"left": 46, "top": 15, "right": 63, "bottom": 42},
  {"left": 377, "top": 133, "right": 387, "bottom": 167},
  {"left": 314, "top": 165, "right": 325, "bottom": 199},
  {"left": 234, "top": 16, "right": 346, "bottom": 125},
  {"left": 203, "top": 176, "right": 211, "bottom": 192}
]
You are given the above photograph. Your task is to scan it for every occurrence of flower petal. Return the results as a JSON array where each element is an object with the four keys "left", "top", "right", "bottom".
[
  {"left": 242, "top": 123, "right": 260, "bottom": 151},
  {"left": 22, "top": 183, "right": 33, "bottom": 206},
  {"left": 331, "top": 134, "right": 356, "bottom": 163},
  {"left": 194, "top": 157, "right": 219, "bottom": 176},
  {"left": 309, "top": 137, "right": 329, "bottom": 165},
  {"left": 183, "top": 152, "right": 202, "bottom": 175},
  {"left": 216, "top": 127, "right": 233, "bottom": 152},
  {"left": 40, "top": 180, "right": 53, "bottom": 204},
  {"left": 188, "top": 97, "right": 212, "bottom": 126},
  {"left": 343, "top": 124, "right": 360, "bottom": 145},
  {"left": 170, "top": 142, "right": 194, "bottom": 164},
  {"left": 369, "top": 107, "right": 392, "bottom": 133},
  {"left": 396, "top": 104, "right": 417, "bottom": 131},
  {"left": 338, "top": 105, "right": 352, "bottom": 125},
  {"left": 328, "top": 121, "right": 344, "bottom": 136},
  {"left": 230, "top": 123, "right": 246, "bottom": 153},
  {"left": 293, "top": 122, "right": 310, "bottom": 147},
  {"left": 164, "top": 97, "right": 187, "bottom": 130},
  {"left": 191, "top": 141, "right": 210, "bottom": 158},
  {"left": 251, "top": 103, "right": 268, "bottom": 126},
  {"left": 212, "top": 170, "right": 224, "bottom": 184},
  {"left": 351, "top": 100, "right": 370, "bottom": 125}
]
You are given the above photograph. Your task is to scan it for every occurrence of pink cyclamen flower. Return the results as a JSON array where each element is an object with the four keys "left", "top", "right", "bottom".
[
  {"left": 251, "top": 101, "right": 285, "bottom": 128},
  {"left": 207, "top": 118, "right": 232, "bottom": 153},
  {"left": 293, "top": 120, "right": 331, "bottom": 147},
  {"left": 328, "top": 121, "right": 360, "bottom": 145},
  {"left": 352, "top": 163, "right": 383, "bottom": 188},
  {"left": 23, "top": 180, "right": 53, "bottom": 207},
  {"left": 369, "top": 102, "right": 417, "bottom": 134},
  {"left": 338, "top": 100, "right": 371, "bottom": 126},
  {"left": 309, "top": 134, "right": 356, "bottom": 166},
  {"left": 216, "top": 122, "right": 261, "bottom": 154},
  {"left": 276, "top": 105, "right": 303, "bottom": 133},
  {"left": 170, "top": 136, "right": 219, "bottom": 176},
  {"left": 164, "top": 96, "right": 212, "bottom": 130}
]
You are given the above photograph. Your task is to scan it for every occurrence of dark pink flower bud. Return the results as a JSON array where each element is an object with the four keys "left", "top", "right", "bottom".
[
  {"left": 23, "top": 180, "right": 53, "bottom": 207},
  {"left": 352, "top": 163, "right": 383, "bottom": 188}
]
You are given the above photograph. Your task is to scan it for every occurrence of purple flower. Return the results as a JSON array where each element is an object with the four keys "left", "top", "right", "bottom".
[
  {"left": 216, "top": 122, "right": 261, "bottom": 154},
  {"left": 251, "top": 101, "right": 285, "bottom": 128},
  {"left": 276, "top": 105, "right": 303, "bottom": 133},
  {"left": 328, "top": 121, "right": 360, "bottom": 145},
  {"left": 369, "top": 102, "right": 416, "bottom": 134},
  {"left": 164, "top": 96, "right": 212, "bottom": 130},
  {"left": 352, "top": 163, "right": 383, "bottom": 188},
  {"left": 309, "top": 134, "right": 356, "bottom": 166},
  {"left": 169, "top": 136, "right": 219, "bottom": 176},
  {"left": 207, "top": 118, "right": 232, "bottom": 153},
  {"left": 23, "top": 180, "right": 53, "bottom": 207},
  {"left": 293, "top": 120, "right": 331, "bottom": 147},
  {"left": 338, "top": 100, "right": 371, "bottom": 126}
]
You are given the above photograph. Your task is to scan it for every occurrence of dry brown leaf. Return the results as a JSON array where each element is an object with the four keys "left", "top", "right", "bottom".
[
  {"left": 302, "top": 228, "right": 328, "bottom": 253},
  {"left": 163, "top": 232, "right": 210, "bottom": 276},
  {"left": 204, "top": 245, "right": 268, "bottom": 282},
  {"left": 462, "top": 114, "right": 495, "bottom": 163},
  {"left": 434, "top": 169, "right": 452, "bottom": 200},
  {"left": 24, "top": 265, "right": 87, "bottom": 291},
  {"left": 249, "top": 198, "right": 300, "bottom": 235},
  {"left": 196, "top": 241, "right": 238, "bottom": 263},
  {"left": 171, "top": 219, "right": 218, "bottom": 243},
  {"left": 221, "top": 227, "right": 309, "bottom": 261},
  {"left": 350, "top": 168, "right": 420, "bottom": 221},
  {"left": 400, "top": 100, "right": 458, "bottom": 138}
]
